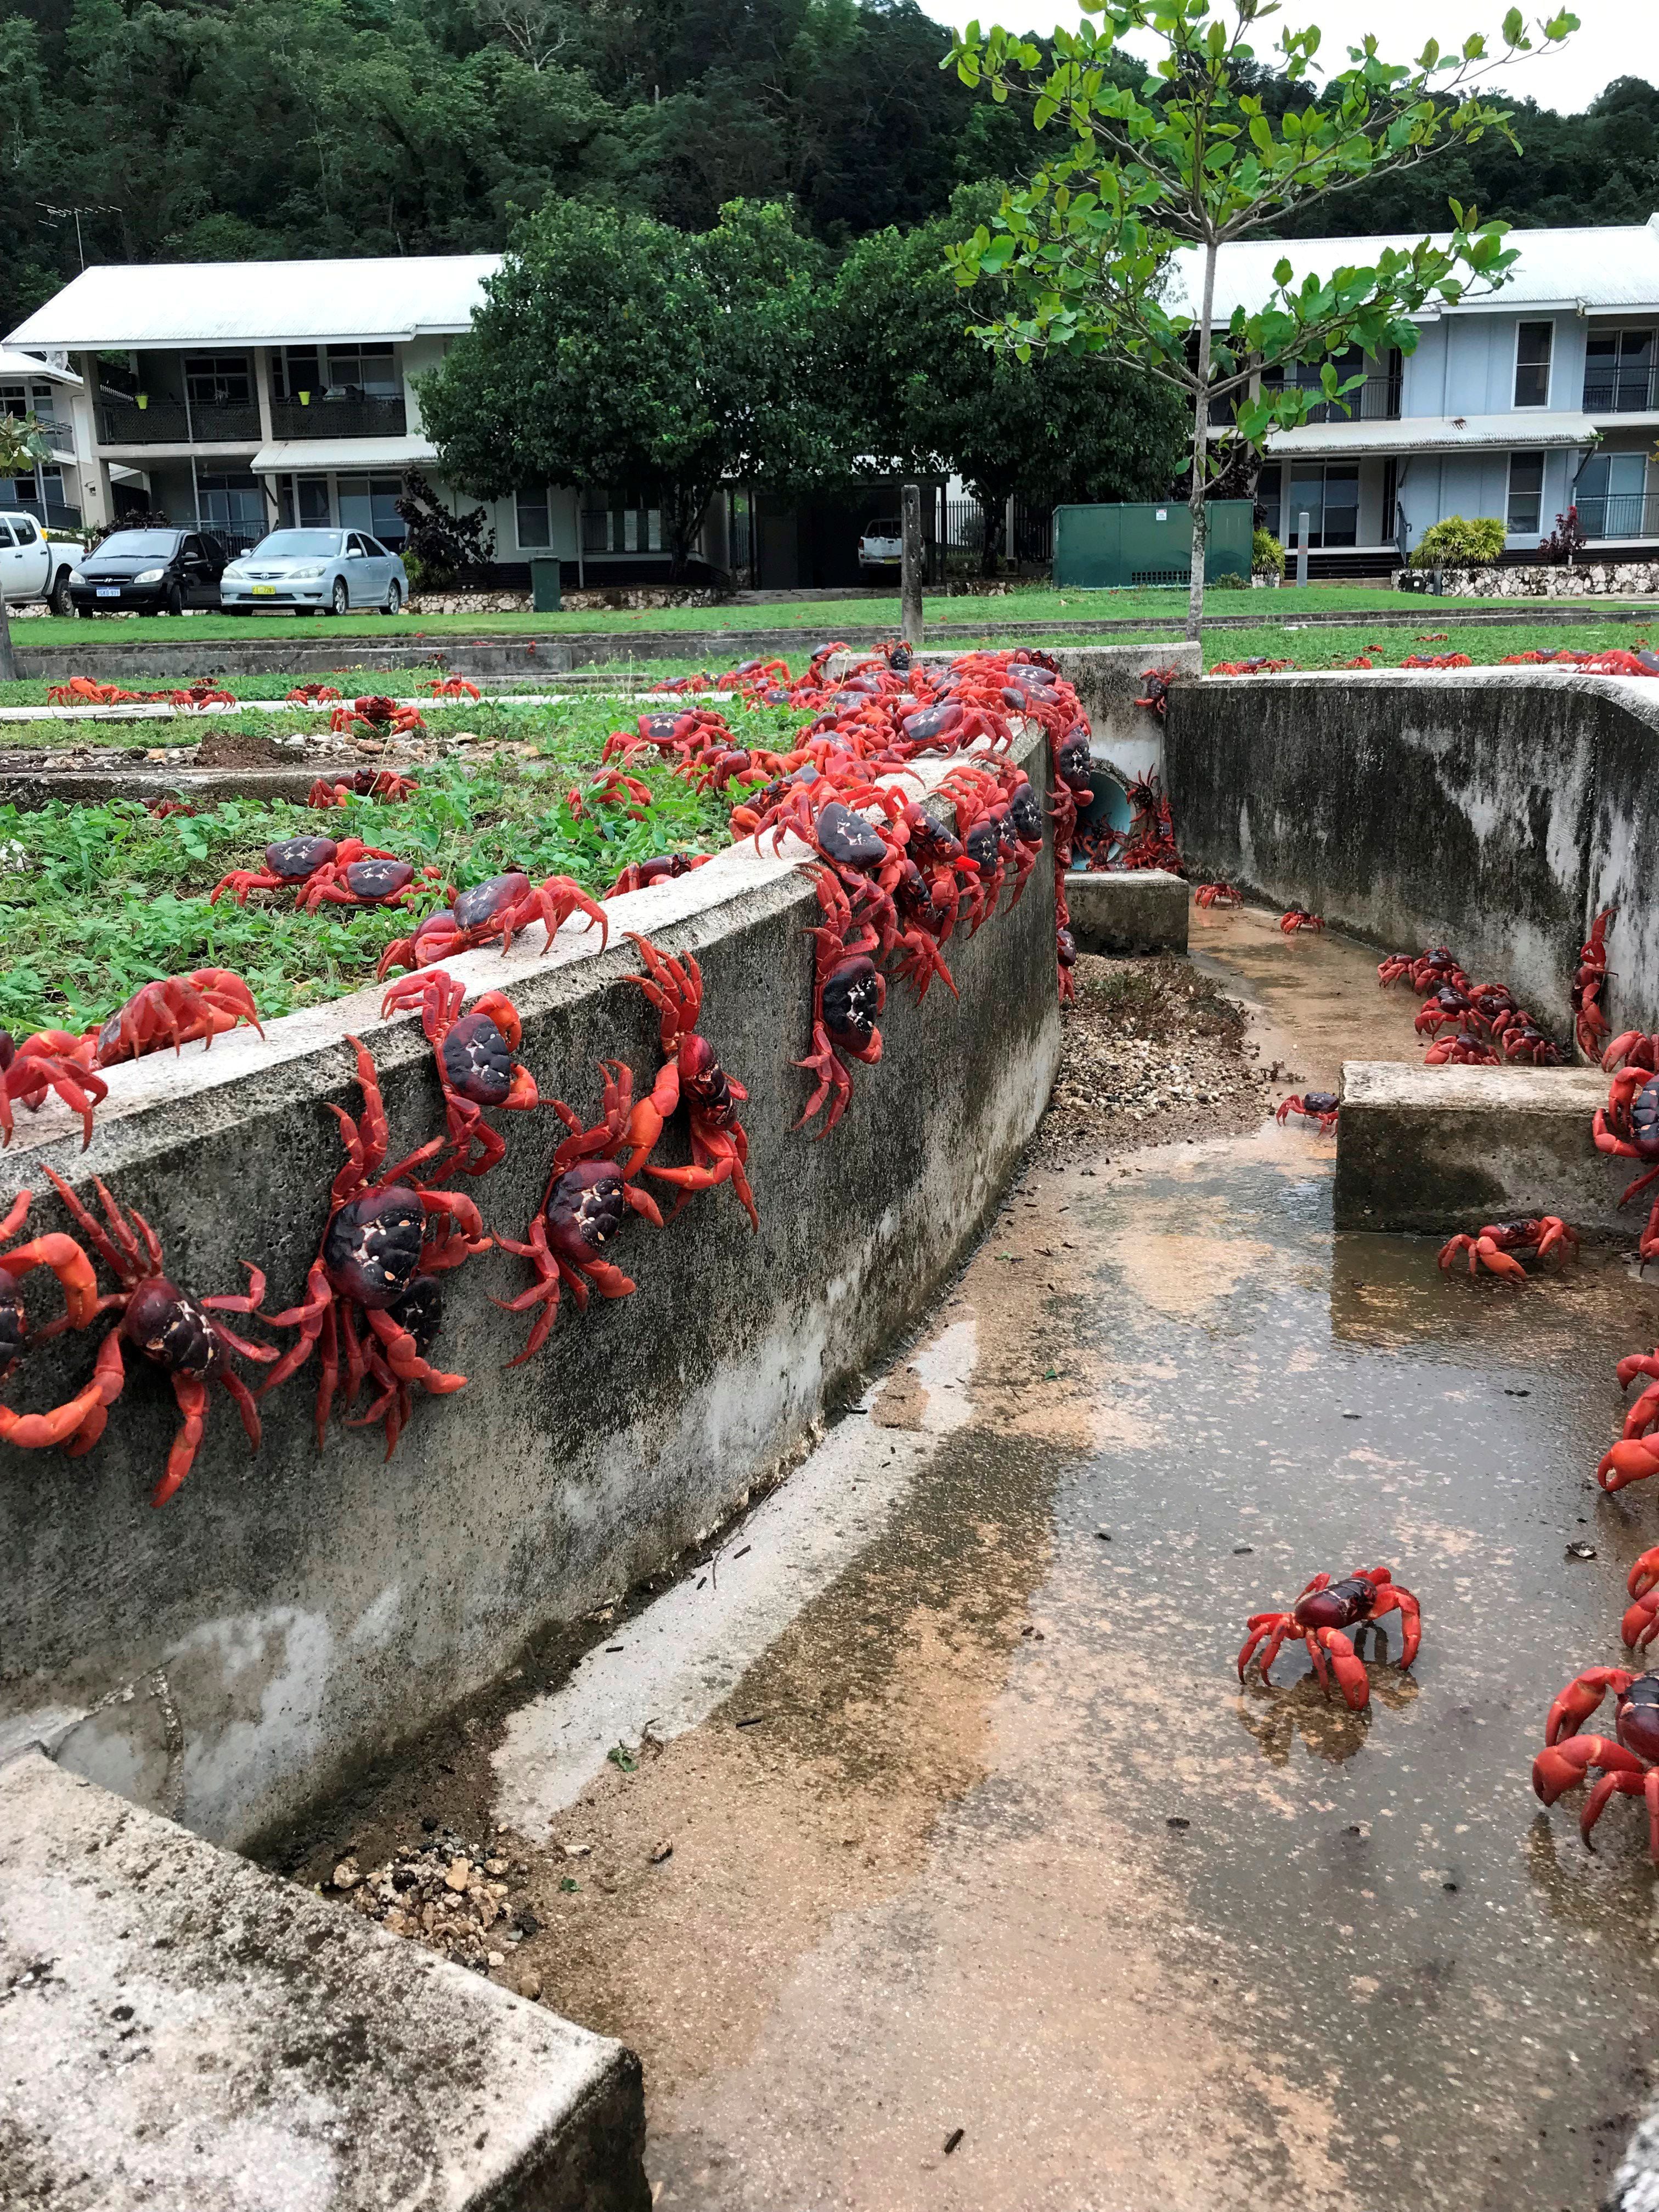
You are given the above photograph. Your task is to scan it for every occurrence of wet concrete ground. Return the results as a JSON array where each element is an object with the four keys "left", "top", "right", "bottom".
[{"left": 346, "top": 910, "right": 1659, "bottom": 2205}]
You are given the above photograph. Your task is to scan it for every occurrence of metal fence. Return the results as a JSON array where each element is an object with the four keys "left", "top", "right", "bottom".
[
  {"left": 1574, "top": 493, "right": 1659, "bottom": 542},
  {"left": 939, "top": 495, "right": 1053, "bottom": 569}
]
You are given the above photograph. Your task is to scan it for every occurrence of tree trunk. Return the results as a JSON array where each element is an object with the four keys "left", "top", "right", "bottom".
[
  {"left": 0, "top": 580, "right": 15, "bottom": 686},
  {"left": 1186, "top": 239, "right": 1219, "bottom": 644}
]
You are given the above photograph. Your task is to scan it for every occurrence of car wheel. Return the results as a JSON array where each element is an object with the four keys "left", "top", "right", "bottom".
[
  {"left": 166, "top": 582, "right": 184, "bottom": 617},
  {"left": 382, "top": 579, "right": 402, "bottom": 617},
  {"left": 326, "top": 578, "right": 349, "bottom": 618},
  {"left": 48, "top": 569, "right": 74, "bottom": 618}
]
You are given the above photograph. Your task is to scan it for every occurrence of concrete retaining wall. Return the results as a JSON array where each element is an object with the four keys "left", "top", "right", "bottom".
[
  {"left": 909, "top": 641, "right": 1199, "bottom": 791},
  {"left": 1165, "top": 669, "right": 1659, "bottom": 1044},
  {"left": 0, "top": 735, "right": 1059, "bottom": 1850}
]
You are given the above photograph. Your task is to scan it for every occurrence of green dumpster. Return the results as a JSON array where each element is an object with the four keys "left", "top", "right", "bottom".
[
  {"left": 1052, "top": 500, "right": 1254, "bottom": 590},
  {"left": 529, "top": 555, "right": 563, "bottom": 613}
]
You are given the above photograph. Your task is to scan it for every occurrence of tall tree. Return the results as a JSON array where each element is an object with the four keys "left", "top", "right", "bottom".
[
  {"left": 833, "top": 183, "right": 1186, "bottom": 570},
  {"left": 417, "top": 197, "right": 833, "bottom": 575},
  {"left": 945, "top": 1, "right": 1578, "bottom": 635}
]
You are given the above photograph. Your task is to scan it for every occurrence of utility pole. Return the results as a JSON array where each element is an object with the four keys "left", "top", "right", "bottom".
[
  {"left": 1295, "top": 510, "right": 1311, "bottom": 589},
  {"left": 901, "top": 482, "right": 924, "bottom": 650}
]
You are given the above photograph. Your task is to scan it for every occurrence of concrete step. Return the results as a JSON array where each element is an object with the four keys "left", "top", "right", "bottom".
[
  {"left": 0, "top": 1751, "right": 650, "bottom": 2211},
  {"left": 1333, "top": 1061, "right": 1624, "bottom": 1235},
  {"left": 1064, "top": 868, "right": 1189, "bottom": 955}
]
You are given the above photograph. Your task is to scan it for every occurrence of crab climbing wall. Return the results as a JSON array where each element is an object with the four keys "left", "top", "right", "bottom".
[{"left": 0, "top": 732, "right": 1059, "bottom": 1849}]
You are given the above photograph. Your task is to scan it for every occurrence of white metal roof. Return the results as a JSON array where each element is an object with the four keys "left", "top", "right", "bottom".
[
  {"left": 0, "top": 346, "right": 81, "bottom": 387},
  {"left": 1171, "top": 215, "right": 1659, "bottom": 325},
  {"left": 4, "top": 259, "right": 499, "bottom": 352},
  {"left": 252, "top": 435, "right": 437, "bottom": 472},
  {"left": 1265, "top": 409, "right": 1599, "bottom": 458}
]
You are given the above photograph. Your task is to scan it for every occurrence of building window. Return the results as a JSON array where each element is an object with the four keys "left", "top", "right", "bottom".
[
  {"left": 1583, "top": 328, "right": 1656, "bottom": 413},
  {"left": 1506, "top": 453, "right": 1545, "bottom": 535},
  {"left": 197, "top": 472, "right": 267, "bottom": 528},
  {"left": 516, "top": 487, "right": 551, "bottom": 549},
  {"left": 1575, "top": 451, "right": 1649, "bottom": 539},
  {"left": 336, "top": 472, "right": 407, "bottom": 544},
  {"left": 582, "top": 488, "right": 665, "bottom": 555},
  {"left": 278, "top": 476, "right": 332, "bottom": 528},
  {"left": 321, "top": 344, "right": 398, "bottom": 399},
  {"left": 1514, "top": 321, "right": 1553, "bottom": 409},
  {"left": 184, "top": 354, "right": 251, "bottom": 406},
  {"left": 1263, "top": 463, "right": 1359, "bottom": 549}
]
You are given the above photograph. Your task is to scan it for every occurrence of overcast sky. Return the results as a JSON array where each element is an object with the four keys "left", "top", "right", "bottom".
[{"left": 915, "top": 0, "right": 1659, "bottom": 114}]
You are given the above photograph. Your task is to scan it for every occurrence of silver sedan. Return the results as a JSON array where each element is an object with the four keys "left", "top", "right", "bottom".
[{"left": 219, "top": 528, "right": 408, "bottom": 617}]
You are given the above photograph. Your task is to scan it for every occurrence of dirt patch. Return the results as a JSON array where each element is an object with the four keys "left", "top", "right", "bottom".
[
  {"left": 1036, "top": 951, "right": 1277, "bottom": 1165},
  {"left": 191, "top": 723, "right": 293, "bottom": 766}
]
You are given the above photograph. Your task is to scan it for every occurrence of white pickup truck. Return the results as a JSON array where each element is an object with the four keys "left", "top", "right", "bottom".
[{"left": 0, "top": 512, "right": 83, "bottom": 617}]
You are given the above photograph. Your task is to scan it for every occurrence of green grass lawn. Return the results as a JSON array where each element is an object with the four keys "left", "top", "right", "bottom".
[
  {"left": 2, "top": 580, "right": 1453, "bottom": 647},
  {"left": 0, "top": 617, "right": 1654, "bottom": 742}
]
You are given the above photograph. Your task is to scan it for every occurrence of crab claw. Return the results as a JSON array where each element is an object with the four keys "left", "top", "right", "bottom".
[{"left": 1544, "top": 1667, "right": 1633, "bottom": 1746}]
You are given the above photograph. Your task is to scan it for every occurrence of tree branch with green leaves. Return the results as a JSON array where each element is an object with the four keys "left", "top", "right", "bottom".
[{"left": 944, "top": 0, "right": 1579, "bottom": 634}]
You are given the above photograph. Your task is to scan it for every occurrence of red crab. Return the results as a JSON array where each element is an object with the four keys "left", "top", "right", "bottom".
[
  {"left": 165, "top": 681, "right": 235, "bottom": 710},
  {"left": 1574, "top": 907, "right": 1615, "bottom": 1059},
  {"left": 1424, "top": 1030, "right": 1500, "bottom": 1066},
  {"left": 90, "top": 970, "right": 263, "bottom": 1068},
  {"left": 1194, "top": 884, "right": 1241, "bottom": 909},
  {"left": 1595, "top": 1340, "right": 1659, "bottom": 1494},
  {"left": 1135, "top": 666, "right": 1180, "bottom": 719},
  {"left": 1620, "top": 1548, "right": 1659, "bottom": 1652},
  {"left": 568, "top": 770, "right": 654, "bottom": 821},
  {"left": 145, "top": 799, "right": 196, "bottom": 820},
  {"left": 0, "top": 1189, "right": 105, "bottom": 1449},
  {"left": 46, "top": 677, "right": 147, "bottom": 707},
  {"left": 39, "top": 1167, "right": 281, "bottom": 1507},
  {"left": 259, "top": 1037, "right": 491, "bottom": 1455},
  {"left": 623, "top": 934, "right": 757, "bottom": 1230},
  {"left": 1534, "top": 1668, "right": 1659, "bottom": 1854},
  {"left": 307, "top": 769, "right": 420, "bottom": 807},
  {"left": 602, "top": 852, "right": 714, "bottom": 900},
  {"left": 428, "top": 676, "right": 481, "bottom": 701},
  {"left": 379, "top": 969, "right": 537, "bottom": 1178},
  {"left": 286, "top": 683, "right": 342, "bottom": 705},
  {"left": 1279, "top": 909, "right": 1325, "bottom": 935},
  {"left": 210, "top": 834, "right": 433, "bottom": 913},
  {"left": 1238, "top": 1566, "right": 1421, "bottom": 1712},
  {"left": 496, "top": 1060, "right": 665, "bottom": 1363},
  {"left": 795, "top": 866, "right": 885, "bottom": 1137},
  {"left": 376, "top": 870, "right": 609, "bottom": 976},
  {"left": 1438, "top": 1216, "right": 1578, "bottom": 1280},
  {"left": 1275, "top": 1091, "right": 1339, "bottom": 1133},
  {"left": 1, "top": 1029, "right": 109, "bottom": 1152},
  {"left": 329, "top": 696, "right": 426, "bottom": 740},
  {"left": 1593, "top": 1059, "right": 1659, "bottom": 1263}
]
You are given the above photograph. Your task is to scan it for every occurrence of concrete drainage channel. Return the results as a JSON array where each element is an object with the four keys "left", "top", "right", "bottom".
[{"left": 10, "top": 661, "right": 1659, "bottom": 2205}]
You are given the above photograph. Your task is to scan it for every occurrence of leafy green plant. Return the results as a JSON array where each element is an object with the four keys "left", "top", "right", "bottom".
[
  {"left": 1408, "top": 515, "right": 1508, "bottom": 569},
  {"left": 0, "top": 738, "right": 745, "bottom": 1039},
  {"left": 1252, "top": 528, "right": 1285, "bottom": 580}
]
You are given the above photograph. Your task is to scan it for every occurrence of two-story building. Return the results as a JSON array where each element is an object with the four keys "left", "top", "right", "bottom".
[
  {"left": 0, "top": 257, "right": 747, "bottom": 582},
  {"left": 1185, "top": 217, "right": 1659, "bottom": 574},
  {"left": 0, "top": 344, "right": 89, "bottom": 533}
]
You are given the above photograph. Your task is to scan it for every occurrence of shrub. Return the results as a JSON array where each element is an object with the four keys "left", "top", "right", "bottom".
[
  {"left": 1539, "top": 505, "right": 1588, "bottom": 565},
  {"left": 393, "top": 472, "right": 495, "bottom": 590},
  {"left": 1210, "top": 569, "right": 1248, "bottom": 590},
  {"left": 1408, "top": 515, "right": 1507, "bottom": 571},
  {"left": 88, "top": 507, "right": 170, "bottom": 550},
  {"left": 1251, "top": 527, "right": 1285, "bottom": 579}
]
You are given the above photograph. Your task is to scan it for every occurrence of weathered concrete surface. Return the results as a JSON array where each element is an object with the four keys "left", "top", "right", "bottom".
[
  {"left": 0, "top": 1750, "right": 648, "bottom": 2212},
  {"left": 1606, "top": 2113, "right": 1659, "bottom": 2212},
  {"left": 455, "top": 919, "right": 1659, "bottom": 2211},
  {"left": 0, "top": 764, "right": 330, "bottom": 810},
  {"left": 1063, "top": 867, "right": 1188, "bottom": 955},
  {"left": 1333, "top": 1060, "right": 1618, "bottom": 1234},
  {"left": 1165, "top": 668, "right": 1659, "bottom": 1043},
  {"left": 0, "top": 735, "right": 1058, "bottom": 1851}
]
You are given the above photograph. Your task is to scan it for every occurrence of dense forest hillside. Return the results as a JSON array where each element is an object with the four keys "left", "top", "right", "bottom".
[{"left": 2, "top": 0, "right": 1656, "bottom": 333}]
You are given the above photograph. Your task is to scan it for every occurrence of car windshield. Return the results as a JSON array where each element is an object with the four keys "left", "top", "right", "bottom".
[
  {"left": 97, "top": 531, "right": 179, "bottom": 556},
  {"left": 251, "top": 531, "right": 341, "bottom": 558},
  {"left": 863, "top": 520, "right": 901, "bottom": 537}
]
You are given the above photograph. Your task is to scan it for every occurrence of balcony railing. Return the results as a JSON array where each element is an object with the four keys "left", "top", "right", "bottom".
[
  {"left": 1582, "top": 367, "right": 1658, "bottom": 414},
  {"left": 96, "top": 400, "right": 261, "bottom": 446},
  {"left": 3, "top": 409, "right": 74, "bottom": 452},
  {"left": 1573, "top": 493, "right": 1659, "bottom": 541},
  {"left": 1263, "top": 373, "right": 1403, "bottom": 426},
  {"left": 269, "top": 394, "right": 407, "bottom": 439},
  {"left": 7, "top": 497, "right": 82, "bottom": 533}
]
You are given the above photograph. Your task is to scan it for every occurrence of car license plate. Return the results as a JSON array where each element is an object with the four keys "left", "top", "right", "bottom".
[
  {"left": 95, "top": 586, "right": 120, "bottom": 598},
  {"left": 251, "top": 584, "right": 276, "bottom": 596}
]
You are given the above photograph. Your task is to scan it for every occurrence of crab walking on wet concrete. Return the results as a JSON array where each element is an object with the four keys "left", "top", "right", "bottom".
[{"left": 289, "top": 900, "right": 1659, "bottom": 2212}]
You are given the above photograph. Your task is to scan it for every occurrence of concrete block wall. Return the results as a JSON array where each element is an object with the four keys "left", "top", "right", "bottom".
[
  {"left": 0, "top": 736, "right": 1060, "bottom": 1850},
  {"left": 909, "top": 641, "right": 1199, "bottom": 792},
  {"left": 1165, "top": 668, "right": 1659, "bottom": 1045}
]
